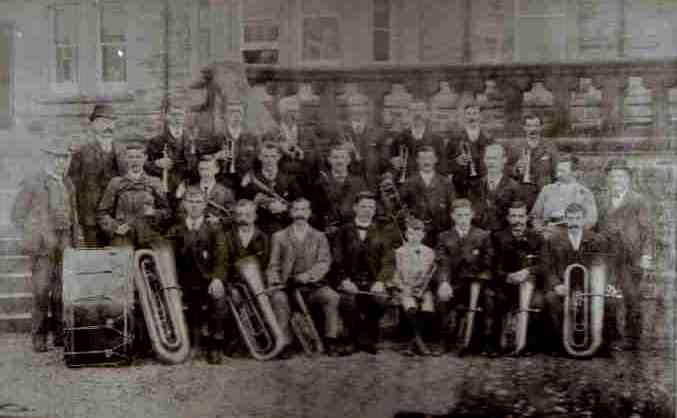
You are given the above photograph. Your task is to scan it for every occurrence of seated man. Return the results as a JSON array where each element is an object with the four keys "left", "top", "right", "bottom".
[
  {"left": 436, "top": 199, "right": 494, "bottom": 356},
  {"left": 333, "top": 191, "right": 392, "bottom": 355},
  {"left": 492, "top": 200, "right": 545, "bottom": 356},
  {"left": 167, "top": 187, "right": 229, "bottom": 364},
  {"left": 177, "top": 155, "right": 235, "bottom": 226},
  {"left": 389, "top": 217, "right": 437, "bottom": 357},
  {"left": 266, "top": 198, "right": 341, "bottom": 357},
  {"left": 543, "top": 202, "right": 615, "bottom": 357},
  {"left": 97, "top": 141, "right": 170, "bottom": 248}
]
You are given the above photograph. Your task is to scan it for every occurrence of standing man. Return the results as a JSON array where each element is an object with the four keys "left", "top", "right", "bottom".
[
  {"left": 389, "top": 102, "right": 444, "bottom": 184},
  {"left": 335, "top": 95, "right": 387, "bottom": 190},
  {"left": 98, "top": 142, "right": 171, "bottom": 248},
  {"left": 531, "top": 154, "right": 597, "bottom": 233},
  {"left": 447, "top": 101, "right": 494, "bottom": 197},
  {"left": 266, "top": 198, "right": 342, "bottom": 357},
  {"left": 214, "top": 101, "right": 260, "bottom": 192},
  {"left": 333, "top": 192, "right": 392, "bottom": 354},
  {"left": 467, "top": 144, "right": 522, "bottom": 232},
  {"left": 12, "top": 138, "right": 81, "bottom": 352},
  {"left": 311, "top": 144, "right": 368, "bottom": 237},
  {"left": 510, "top": 114, "right": 559, "bottom": 210},
  {"left": 400, "top": 145, "right": 455, "bottom": 247},
  {"left": 69, "top": 103, "right": 121, "bottom": 247},
  {"left": 240, "top": 142, "right": 301, "bottom": 234},
  {"left": 597, "top": 159, "right": 653, "bottom": 352}
]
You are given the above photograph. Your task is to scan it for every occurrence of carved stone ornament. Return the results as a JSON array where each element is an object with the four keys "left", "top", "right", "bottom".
[
  {"left": 571, "top": 77, "right": 603, "bottom": 132},
  {"left": 477, "top": 79, "right": 505, "bottom": 132},
  {"left": 623, "top": 76, "right": 654, "bottom": 131},
  {"left": 429, "top": 81, "right": 460, "bottom": 132}
]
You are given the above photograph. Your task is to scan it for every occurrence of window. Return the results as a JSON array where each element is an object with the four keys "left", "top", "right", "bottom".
[
  {"left": 373, "top": 0, "right": 391, "bottom": 62},
  {"left": 197, "top": 0, "right": 211, "bottom": 67},
  {"left": 50, "top": 3, "right": 80, "bottom": 93},
  {"left": 0, "top": 23, "right": 12, "bottom": 128},
  {"left": 98, "top": 1, "right": 127, "bottom": 85},
  {"left": 300, "top": 0, "right": 342, "bottom": 63},
  {"left": 242, "top": 18, "right": 279, "bottom": 64},
  {"left": 514, "top": 0, "right": 567, "bottom": 62}
]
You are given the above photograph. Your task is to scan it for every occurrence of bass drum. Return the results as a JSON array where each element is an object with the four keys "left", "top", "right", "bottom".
[{"left": 62, "top": 247, "right": 135, "bottom": 367}]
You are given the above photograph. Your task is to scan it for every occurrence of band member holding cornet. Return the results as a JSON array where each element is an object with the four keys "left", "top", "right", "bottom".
[
  {"left": 12, "top": 138, "right": 81, "bottom": 352},
  {"left": 597, "top": 159, "right": 653, "bottom": 352},
  {"left": 69, "top": 103, "right": 121, "bottom": 247},
  {"left": 400, "top": 145, "right": 455, "bottom": 247},
  {"left": 176, "top": 155, "right": 235, "bottom": 226},
  {"left": 266, "top": 198, "right": 342, "bottom": 357},
  {"left": 389, "top": 217, "right": 437, "bottom": 357},
  {"left": 240, "top": 142, "right": 301, "bottom": 234},
  {"left": 435, "top": 199, "right": 494, "bottom": 356},
  {"left": 214, "top": 100, "right": 259, "bottom": 192},
  {"left": 509, "top": 114, "right": 558, "bottom": 209},
  {"left": 166, "top": 187, "right": 229, "bottom": 364},
  {"left": 388, "top": 101, "right": 444, "bottom": 184},
  {"left": 531, "top": 154, "right": 597, "bottom": 234},
  {"left": 98, "top": 142, "right": 171, "bottom": 248},
  {"left": 467, "top": 144, "right": 522, "bottom": 233},
  {"left": 311, "top": 144, "right": 368, "bottom": 237},
  {"left": 543, "top": 202, "right": 612, "bottom": 357},
  {"left": 333, "top": 192, "right": 393, "bottom": 355},
  {"left": 492, "top": 200, "right": 546, "bottom": 356},
  {"left": 447, "top": 101, "right": 494, "bottom": 197}
]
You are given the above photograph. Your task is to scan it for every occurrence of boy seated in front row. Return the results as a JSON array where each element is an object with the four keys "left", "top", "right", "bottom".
[
  {"left": 389, "top": 217, "right": 437, "bottom": 357},
  {"left": 167, "top": 187, "right": 229, "bottom": 364}
]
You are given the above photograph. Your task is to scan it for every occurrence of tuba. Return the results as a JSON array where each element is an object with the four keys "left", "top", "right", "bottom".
[
  {"left": 562, "top": 261, "right": 607, "bottom": 357},
  {"left": 290, "top": 288, "right": 324, "bottom": 356},
  {"left": 133, "top": 240, "right": 191, "bottom": 364},
  {"left": 227, "top": 256, "right": 286, "bottom": 360}
]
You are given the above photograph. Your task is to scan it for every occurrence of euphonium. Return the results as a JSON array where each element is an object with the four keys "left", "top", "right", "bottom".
[
  {"left": 290, "top": 288, "right": 324, "bottom": 356},
  {"left": 133, "top": 241, "right": 190, "bottom": 364},
  {"left": 461, "top": 279, "right": 483, "bottom": 350},
  {"left": 227, "top": 256, "right": 286, "bottom": 360},
  {"left": 562, "top": 262, "right": 606, "bottom": 357}
]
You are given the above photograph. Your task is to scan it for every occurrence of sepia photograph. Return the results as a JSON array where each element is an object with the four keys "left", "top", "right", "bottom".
[{"left": 0, "top": 0, "right": 675, "bottom": 417}]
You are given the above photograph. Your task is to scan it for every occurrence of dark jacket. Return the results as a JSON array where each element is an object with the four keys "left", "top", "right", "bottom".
[
  {"left": 144, "top": 132, "right": 197, "bottom": 195},
  {"left": 492, "top": 228, "right": 545, "bottom": 290},
  {"left": 332, "top": 222, "right": 394, "bottom": 289},
  {"left": 435, "top": 226, "right": 493, "bottom": 289},
  {"left": 12, "top": 170, "right": 81, "bottom": 255},
  {"left": 508, "top": 140, "right": 559, "bottom": 209},
  {"left": 388, "top": 127, "right": 445, "bottom": 178},
  {"left": 333, "top": 124, "right": 388, "bottom": 190},
  {"left": 446, "top": 128, "right": 494, "bottom": 196},
  {"left": 467, "top": 175, "right": 522, "bottom": 232},
  {"left": 400, "top": 172, "right": 456, "bottom": 236},
  {"left": 240, "top": 170, "right": 301, "bottom": 234},
  {"left": 311, "top": 172, "right": 368, "bottom": 231},
  {"left": 213, "top": 130, "right": 260, "bottom": 191},
  {"left": 263, "top": 125, "right": 326, "bottom": 189},
  {"left": 68, "top": 140, "right": 122, "bottom": 227},
  {"left": 543, "top": 227, "right": 607, "bottom": 291},
  {"left": 222, "top": 226, "right": 270, "bottom": 284}
]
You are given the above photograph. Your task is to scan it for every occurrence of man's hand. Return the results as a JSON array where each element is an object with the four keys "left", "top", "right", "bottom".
[
  {"left": 295, "top": 272, "right": 311, "bottom": 285},
  {"left": 268, "top": 200, "right": 287, "bottom": 214},
  {"left": 155, "top": 157, "right": 174, "bottom": 170},
  {"left": 340, "top": 279, "right": 359, "bottom": 294},
  {"left": 554, "top": 284, "right": 566, "bottom": 297},
  {"left": 208, "top": 278, "right": 225, "bottom": 299},
  {"left": 437, "top": 281, "right": 453, "bottom": 302},
  {"left": 115, "top": 223, "right": 130, "bottom": 236}
]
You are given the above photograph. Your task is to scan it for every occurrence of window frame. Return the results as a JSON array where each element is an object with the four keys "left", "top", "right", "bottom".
[
  {"left": 95, "top": 0, "right": 129, "bottom": 95},
  {"left": 513, "top": 0, "right": 568, "bottom": 63},
  {"left": 241, "top": 17, "right": 281, "bottom": 65},
  {"left": 372, "top": 0, "right": 394, "bottom": 63},
  {"left": 48, "top": 2, "right": 81, "bottom": 96},
  {"left": 297, "top": 1, "right": 343, "bottom": 66},
  {"left": 0, "top": 21, "right": 14, "bottom": 129}
]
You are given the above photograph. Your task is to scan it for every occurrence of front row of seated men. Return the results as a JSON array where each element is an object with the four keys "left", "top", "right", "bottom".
[{"left": 12, "top": 137, "right": 632, "bottom": 363}]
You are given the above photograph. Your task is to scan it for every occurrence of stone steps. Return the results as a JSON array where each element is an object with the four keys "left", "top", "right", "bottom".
[{"left": 0, "top": 233, "right": 32, "bottom": 332}]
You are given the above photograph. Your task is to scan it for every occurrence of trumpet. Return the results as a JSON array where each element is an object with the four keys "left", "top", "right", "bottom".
[
  {"left": 461, "top": 142, "right": 478, "bottom": 177},
  {"left": 223, "top": 137, "right": 237, "bottom": 174},
  {"left": 161, "top": 144, "right": 170, "bottom": 194},
  {"left": 241, "top": 171, "right": 290, "bottom": 207},
  {"left": 398, "top": 145, "right": 409, "bottom": 184},
  {"left": 521, "top": 147, "right": 532, "bottom": 184}
]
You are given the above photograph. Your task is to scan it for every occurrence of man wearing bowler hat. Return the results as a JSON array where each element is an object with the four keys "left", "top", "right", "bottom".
[
  {"left": 12, "top": 138, "right": 81, "bottom": 352},
  {"left": 69, "top": 103, "right": 121, "bottom": 247}
]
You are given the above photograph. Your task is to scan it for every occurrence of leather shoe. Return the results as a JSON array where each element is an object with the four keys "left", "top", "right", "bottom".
[
  {"left": 206, "top": 347, "right": 223, "bottom": 365},
  {"left": 412, "top": 336, "right": 430, "bottom": 356},
  {"left": 325, "top": 338, "right": 342, "bottom": 357}
]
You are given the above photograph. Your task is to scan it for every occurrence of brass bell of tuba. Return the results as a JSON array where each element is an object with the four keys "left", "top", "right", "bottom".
[
  {"left": 227, "top": 256, "right": 286, "bottom": 360},
  {"left": 290, "top": 288, "right": 324, "bottom": 356},
  {"left": 562, "top": 262, "right": 607, "bottom": 357},
  {"left": 133, "top": 241, "right": 191, "bottom": 364}
]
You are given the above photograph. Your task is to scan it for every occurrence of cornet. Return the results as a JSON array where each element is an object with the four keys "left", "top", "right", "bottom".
[
  {"left": 521, "top": 147, "right": 532, "bottom": 184},
  {"left": 398, "top": 145, "right": 409, "bottom": 184},
  {"left": 221, "top": 138, "right": 237, "bottom": 174},
  {"left": 461, "top": 142, "right": 478, "bottom": 177}
]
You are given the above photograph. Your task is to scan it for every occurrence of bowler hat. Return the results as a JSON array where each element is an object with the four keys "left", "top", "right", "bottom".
[{"left": 89, "top": 103, "right": 116, "bottom": 122}]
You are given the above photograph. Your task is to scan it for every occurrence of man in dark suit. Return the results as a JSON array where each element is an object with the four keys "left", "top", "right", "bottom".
[
  {"left": 266, "top": 198, "right": 341, "bottom": 357},
  {"left": 468, "top": 144, "right": 522, "bottom": 232},
  {"left": 543, "top": 202, "right": 613, "bottom": 356},
  {"left": 435, "top": 199, "right": 494, "bottom": 355},
  {"left": 492, "top": 200, "right": 546, "bottom": 356},
  {"left": 311, "top": 144, "right": 368, "bottom": 237},
  {"left": 176, "top": 156, "right": 235, "bottom": 227},
  {"left": 400, "top": 145, "right": 456, "bottom": 247},
  {"left": 447, "top": 101, "right": 494, "bottom": 197},
  {"left": 240, "top": 142, "right": 301, "bottom": 235},
  {"left": 597, "top": 159, "right": 653, "bottom": 352},
  {"left": 335, "top": 95, "right": 388, "bottom": 190},
  {"left": 388, "top": 101, "right": 445, "bottom": 183},
  {"left": 333, "top": 192, "right": 393, "bottom": 354},
  {"left": 509, "top": 113, "right": 559, "bottom": 210},
  {"left": 12, "top": 138, "right": 81, "bottom": 352},
  {"left": 69, "top": 103, "right": 121, "bottom": 246},
  {"left": 167, "top": 187, "right": 229, "bottom": 364}
]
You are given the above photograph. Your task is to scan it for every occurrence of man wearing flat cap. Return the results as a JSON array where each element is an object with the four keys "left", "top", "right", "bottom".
[
  {"left": 69, "top": 103, "right": 121, "bottom": 247},
  {"left": 597, "top": 158, "right": 654, "bottom": 352},
  {"left": 12, "top": 138, "right": 81, "bottom": 352}
]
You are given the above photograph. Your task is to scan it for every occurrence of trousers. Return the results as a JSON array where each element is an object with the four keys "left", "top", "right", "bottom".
[{"left": 271, "top": 286, "right": 340, "bottom": 345}]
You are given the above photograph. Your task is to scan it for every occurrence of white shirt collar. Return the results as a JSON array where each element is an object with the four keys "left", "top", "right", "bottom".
[
  {"left": 352, "top": 121, "right": 364, "bottom": 135},
  {"left": 200, "top": 179, "right": 216, "bottom": 195},
  {"left": 186, "top": 216, "right": 204, "bottom": 231},
  {"left": 98, "top": 138, "right": 113, "bottom": 153},
  {"left": 568, "top": 228, "right": 582, "bottom": 251},
  {"left": 486, "top": 173, "right": 503, "bottom": 189},
  {"left": 261, "top": 167, "right": 278, "bottom": 181},
  {"left": 127, "top": 171, "right": 143, "bottom": 181},
  {"left": 228, "top": 125, "right": 241, "bottom": 140},
  {"left": 465, "top": 125, "right": 480, "bottom": 141},
  {"left": 281, "top": 123, "right": 298, "bottom": 142},
  {"left": 238, "top": 226, "right": 255, "bottom": 248},
  {"left": 419, "top": 171, "right": 435, "bottom": 186},
  {"left": 611, "top": 188, "right": 628, "bottom": 208},
  {"left": 412, "top": 126, "right": 425, "bottom": 140},
  {"left": 44, "top": 169, "right": 64, "bottom": 183},
  {"left": 292, "top": 223, "right": 309, "bottom": 241},
  {"left": 455, "top": 226, "right": 470, "bottom": 237}
]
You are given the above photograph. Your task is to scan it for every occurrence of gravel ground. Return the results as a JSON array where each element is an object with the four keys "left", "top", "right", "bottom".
[{"left": 0, "top": 334, "right": 674, "bottom": 418}]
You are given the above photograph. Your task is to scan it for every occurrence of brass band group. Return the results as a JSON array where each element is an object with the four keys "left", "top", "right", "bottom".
[{"left": 11, "top": 93, "right": 653, "bottom": 365}]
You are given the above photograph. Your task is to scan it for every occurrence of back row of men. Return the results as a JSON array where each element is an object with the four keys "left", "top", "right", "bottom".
[{"left": 13, "top": 99, "right": 652, "bottom": 363}]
